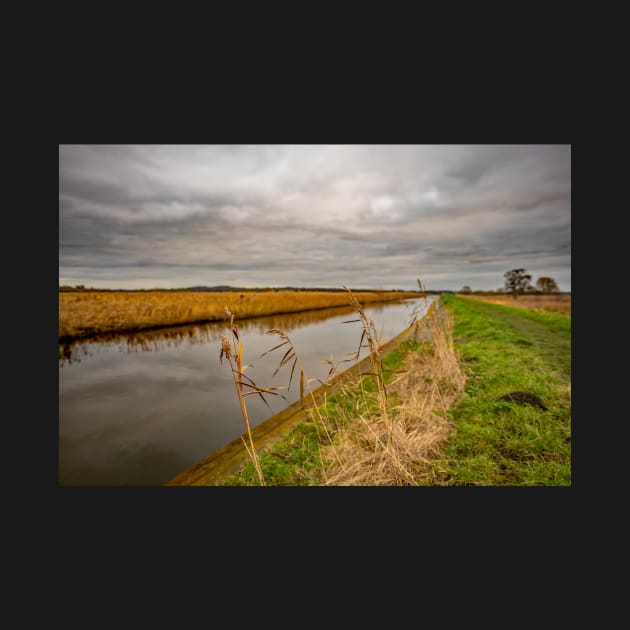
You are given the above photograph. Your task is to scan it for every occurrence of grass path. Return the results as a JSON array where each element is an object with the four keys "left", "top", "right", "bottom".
[
  {"left": 456, "top": 297, "right": 571, "bottom": 378},
  {"left": 432, "top": 296, "right": 571, "bottom": 485}
]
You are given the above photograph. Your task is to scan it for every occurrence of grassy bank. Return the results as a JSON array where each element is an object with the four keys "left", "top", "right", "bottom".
[
  {"left": 58, "top": 289, "right": 419, "bottom": 342},
  {"left": 216, "top": 294, "right": 570, "bottom": 486},
  {"left": 219, "top": 303, "right": 465, "bottom": 485},
  {"left": 430, "top": 295, "right": 571, "bottom": 485},
  {"left": 219, "top": 333, "right": 455, "bottom": 486}
]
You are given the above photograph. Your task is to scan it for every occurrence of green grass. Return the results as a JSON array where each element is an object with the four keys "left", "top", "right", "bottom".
[
  {"left": 220, "top": 338, "right": 425, "bottom": 486},
  {"left": 222, "top": 420, "right": 325, "bottom": 486},
  {"left": 220, "top": 297, "right": 571, "bottom": 486},
  {"left": 433, "top": 295, "right": 571, "bottom": 486}
]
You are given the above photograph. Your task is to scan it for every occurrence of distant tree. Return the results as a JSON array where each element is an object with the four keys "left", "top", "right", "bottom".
[
  {"left": 536, "top": 276, "right": 559, "bottom": 293},
  {"left": 460, "top": 285, "right": 472, "bottom": 294},
  {"left": 504, "top": 269, "right": 532, "bottom": 299}
]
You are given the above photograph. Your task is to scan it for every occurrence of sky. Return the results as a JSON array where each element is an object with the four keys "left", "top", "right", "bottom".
[{"left": 59, "top": 145, "right": 571, "bottom": 292}]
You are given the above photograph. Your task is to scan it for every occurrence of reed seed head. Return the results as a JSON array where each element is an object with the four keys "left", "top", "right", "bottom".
[{"left": 220, "top": 335, "right": 232, "bottom": 363}]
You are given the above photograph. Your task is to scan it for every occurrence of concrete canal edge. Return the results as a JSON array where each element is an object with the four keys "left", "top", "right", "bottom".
[{"left": 165, "top": 298, "right": 438, "bottom": 486}]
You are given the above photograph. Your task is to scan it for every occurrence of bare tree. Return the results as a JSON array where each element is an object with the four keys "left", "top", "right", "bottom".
[{"left": 504, "top": 269, "right": 532, "bottom": 299}]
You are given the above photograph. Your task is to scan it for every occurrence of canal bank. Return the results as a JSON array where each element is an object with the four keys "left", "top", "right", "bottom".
[{"left": 166, "top": 298, "right": 438, "bottom": 486}]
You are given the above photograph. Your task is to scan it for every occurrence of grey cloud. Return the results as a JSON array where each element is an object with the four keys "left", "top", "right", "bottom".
[{"left": 59, "top": 145, "right": 571, "bottom": 291}]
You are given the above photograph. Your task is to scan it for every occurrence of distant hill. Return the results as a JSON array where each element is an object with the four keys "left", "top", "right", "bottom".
[
  {"left": 60, "top": 285, "right": 430, "bottom": 293},
  {"left": 184, "top": 287, "right": 569, "bottom": 295}
]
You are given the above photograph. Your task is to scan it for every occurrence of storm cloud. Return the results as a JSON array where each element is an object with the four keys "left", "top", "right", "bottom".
[{"left": 59, "top": 145, "right": 571, "bottom": 291}]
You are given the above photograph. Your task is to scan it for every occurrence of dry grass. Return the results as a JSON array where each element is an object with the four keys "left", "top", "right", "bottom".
[
  {"left": 218, "top": 286, "right": 458, "bottom": 486},
  {"left": 317, "top": 305, "right": 466, "bottom": 486},
  {"left": 343, "top": 285, "right": 391, "bottom": 431},
  {"left": 219, "top": 307, "right": 283, "bottom": 486},
  {"left": 458, "top": 294, "right": 571, "bottom": 314},
  {"left": 58, "top": 290, "right": 419, "bottom": 341}
]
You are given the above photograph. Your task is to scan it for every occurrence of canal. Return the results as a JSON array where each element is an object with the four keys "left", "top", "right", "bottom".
[{"left": 59, "top": 296, "right": 435, "bottom": 485}]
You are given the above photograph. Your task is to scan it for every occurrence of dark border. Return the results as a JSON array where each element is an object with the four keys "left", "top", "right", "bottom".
[{"left": 52, "top": 90, "right": 575, "bottom": 557}]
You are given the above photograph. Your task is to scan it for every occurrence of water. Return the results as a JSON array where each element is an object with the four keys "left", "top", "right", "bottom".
[{"left": 59, "top": 296, "right": 435, "bottom": 486}]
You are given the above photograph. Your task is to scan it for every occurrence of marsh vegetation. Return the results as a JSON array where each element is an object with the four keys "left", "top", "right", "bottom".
[{"left": 59, "top": 289, "right": 419, "bottom": 342}]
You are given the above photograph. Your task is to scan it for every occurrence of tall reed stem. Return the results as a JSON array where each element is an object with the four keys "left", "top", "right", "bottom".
[
  {"left": 220, "top": 309, "right": 265, "bottom": 486},
  {"left": 343, "top": 286, "right": 390, "bottom": 434}
]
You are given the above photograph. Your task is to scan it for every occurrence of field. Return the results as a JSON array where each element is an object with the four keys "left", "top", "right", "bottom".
[
  {"left": 58, "top": 289, "right": 420, "bottom": 341},
  {"left": 457, "top": 293, "right": 571, "bottom": 314},
  {"left": 217, "top": 294, "right": 571, "bottom": 486}
]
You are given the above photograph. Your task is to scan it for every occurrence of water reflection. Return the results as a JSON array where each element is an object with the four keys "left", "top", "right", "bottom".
[
  {"left": 59, "top": 302, "right": 400, "bottom": 365},
  {"left": 59, "top": 297, "right": 433, "bottom": 485}
]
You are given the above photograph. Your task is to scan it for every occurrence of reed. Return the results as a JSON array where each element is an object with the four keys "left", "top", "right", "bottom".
[
  {"left": 219, "top": 307, "right": 287, "bottom": 486},
  {"left": 218, "top": 291, "right": 374, "bottom": 481},
  {"left": 59, "top": 289, "right": 419, "bottom": 341},
  {"left": 319, "top": 305, "right": 466, "bottom": 485},
  {"left": 261, "top": 327, "right": 337, "bottom": 449},
  {"left": 219, "top": 286, "right": 465, "bottom": 486},
  {"left": 341, "top": 285, "right": 391, "bottom": 434}
]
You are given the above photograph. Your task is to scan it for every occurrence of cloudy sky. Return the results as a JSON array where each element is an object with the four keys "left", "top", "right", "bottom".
[{"left": 59, "top": 145, "right": 571, "bottom": 291}]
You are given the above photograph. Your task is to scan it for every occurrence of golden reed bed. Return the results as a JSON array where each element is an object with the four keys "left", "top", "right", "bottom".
[
  {"left": 59, "top": 290, "right": 420, "bottom": 341},
  {"left": 458, "top": 294, "right": 571, "bottom": 315}
]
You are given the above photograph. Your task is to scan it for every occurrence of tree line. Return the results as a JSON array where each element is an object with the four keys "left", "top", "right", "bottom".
[{"left": 459, "top": 269, "right": 562, "bottom": 298}]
